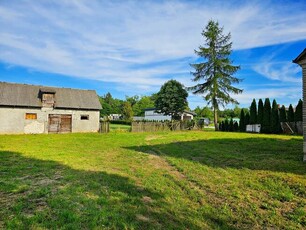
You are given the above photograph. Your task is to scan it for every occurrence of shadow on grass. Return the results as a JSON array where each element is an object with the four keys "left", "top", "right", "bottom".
[
  {"left": 125, "top": 137, "right": 305, "bottom": 175},
  {"left": 0, "top": 151, "right": 213, "bottom": 229}
]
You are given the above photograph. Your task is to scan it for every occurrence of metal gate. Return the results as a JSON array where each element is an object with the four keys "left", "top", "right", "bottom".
[{"left": 48, "top": 114, "right": 72, "bottom": 133}]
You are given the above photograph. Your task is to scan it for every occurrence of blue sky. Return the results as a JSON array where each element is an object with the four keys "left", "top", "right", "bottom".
[{"left": 0, "top": 0, "right": 305, "bottom": 109}]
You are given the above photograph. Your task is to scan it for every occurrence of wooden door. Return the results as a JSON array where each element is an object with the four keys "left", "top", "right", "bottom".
[
  {"left": 48, "top": 114, "right": 72, "bottom": 133},
  {"left": 59, "top": 115, "right": 72, "bottom": 133}
]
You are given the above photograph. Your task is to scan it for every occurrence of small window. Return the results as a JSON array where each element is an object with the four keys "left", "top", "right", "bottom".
[
  {"left": 25, "top": 113, "right": 37, "bottom": 120},
  {"left": 81, "top": 115, "right": 89, "bottom": 120},
  {"left": 42, "top": 93, "right": 55, "bottom": 107}
]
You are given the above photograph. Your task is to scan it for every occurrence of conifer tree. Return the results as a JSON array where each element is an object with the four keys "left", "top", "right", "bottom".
[
  {"left": 287, "top": 104, "right": 294, "bottom": 122},
  {"left": 262, "top": 98, "right": 271, "bottom": 133},
  {"left": 294, "top": 99, "right": 303, "bottom": 122},
  {"left": 245, "top": 112, "right": 250, "bottom": 126},
  {"left": 257, "top": 99, "right": 264, "bottom": 125},
  {"left": 271, "top": 99, "right": 280, "bottom": 133},
  {"left": 239, "top": 109, "right": 245, "bottom": 132},
  {"left": 189, "top": 20, "right": 242, "bottom": 131},
  {"left": 250, "top": 99, "right": 257, "bottom": 124},
  {"left": 279, "top": 105, "right": 287, "bottom": 122},
  {"left": 221, "top": 121, "right": 225, "bottom": 131},
  {"left": 224, "top": 119, "right": 229, "bottom": 131},
  {"left": 234, "top": 121, "right": 239, "bottom": 131},
  {"left": 229, "top": 118, "right": 234, "bottom": 132}
]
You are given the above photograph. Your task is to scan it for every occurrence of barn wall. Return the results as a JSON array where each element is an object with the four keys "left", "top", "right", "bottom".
[
  {"left": 0, "top": 107, "right": 100, "bottom": 134},
  {"left": 302, "top": 64, "right": 306, "bottom": 161}
]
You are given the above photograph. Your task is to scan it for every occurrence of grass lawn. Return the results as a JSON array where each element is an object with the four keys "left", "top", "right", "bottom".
[
  {"left": 110, "top": 123, "right": 131, "bottom": 132},
  {"left": 0, "top": 131, "right": 305, "bottom": 229}
]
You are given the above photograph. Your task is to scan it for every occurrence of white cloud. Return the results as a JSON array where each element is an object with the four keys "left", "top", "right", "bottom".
[
  {"left": 253, "top": 62, "right": 301, "bottom": 83},
  {"left": 0, "top": 0, "right": 305, "bottom": 97},
  {"left": 188, "top": 86, "right": 302, "bottom": 110}
]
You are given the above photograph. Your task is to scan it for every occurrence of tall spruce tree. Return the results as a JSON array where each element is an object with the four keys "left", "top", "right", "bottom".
[
  {"left": 271, "top": 99, "right": 280, "bottom": 133},
  {"left": 294, "top": 99, "right": 303, "bottom": 122},
  {"left": 279, "top": 105, "right": 287, "bottom": 122},
  {"left": 287, "top": 104, "right": 294, "bottom": 122},
  {"left": 189, "top": 20, "right": 242, "bottom": 131},
  {"left": 257, "top": 99, "right": 264, "bottom": 125},
  {"left": 262, "top": 98, "right": 271, "bottom": 133},
  {"left": 239, "top": 109, "right": 245, "bottom": 132},
  {"left": 250, "top": 99, "right": 257, "bottom": 124}
]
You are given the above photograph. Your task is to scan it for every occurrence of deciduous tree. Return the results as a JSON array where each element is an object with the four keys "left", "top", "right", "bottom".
[{"left": 155, "top": 80, "right": 188, "bottom": 120}]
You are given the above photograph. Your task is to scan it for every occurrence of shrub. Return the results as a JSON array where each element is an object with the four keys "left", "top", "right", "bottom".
[
  {"left": 287, "top": 104, "right": 294, "bottom": 122},
  {"left": 250, "top": 99, "right": 257, "bottom": 124},
  {"left": 294, "top": 99, "right": 303, "bottom": 122},
  {"left": 257, "top": 99, "right": 264, "bottom": 126},
  {"left": 239, "top": 109, "right": 246, "bottom": 132},
  {"left": 261, "top": 98, "right": 272, "bottom": 133},
  {"left": 229, "top": 118, "right": 234, "bottom": 132},
  {"left": 245, "top": 112, "right": 250, "bottom": 126},
  {"left": 271, "top": 99, "right": 281, "bottom": 134},
  {"left": 233, "top": 121, "right": 239, "bottom": 131},
  {"left": 224, "top": 119, "right": 229, "bottom": 131},
  {"left": 279, "top": 105, "right": 287, "bottom": 122}
]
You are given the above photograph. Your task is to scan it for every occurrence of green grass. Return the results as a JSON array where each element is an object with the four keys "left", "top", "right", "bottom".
[
  {"left": 0, "top": 131, "right": 305, "bottom": 229},
  {"left": 110, "top": 123, "right": 131, "bottom": 132}
]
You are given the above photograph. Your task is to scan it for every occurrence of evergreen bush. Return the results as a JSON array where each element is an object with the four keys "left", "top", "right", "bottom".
[
  {"left": 233, "top": 121, "right": 239, "bottom": 131},
  {"left": 294, "top": 99, "right": 303, "bottom": 122},
  {"left": 287, "top": 104, "right": 294, "bottom": 122},
  {"left": 229, "top": 118, "right": 234, "bottom": 132},
  {"left": 262, "top": 98, "right": 271, "bottom": 133},
  {"left": 224, "top": 119, "right": 229, "bottom": 131},
  {"left": 271, "top": 99, "right": 281, "bottom": 133},
  {"left": 245, "top": 112, "right": 250, "bottom": 126},
  {"left": 257, "top": 99, "right": 264, "bottom": 125},
  {"left": 239, "top": 109, "right": 245, "bottom": 132},
  {"left": 250, "top": 99, "right": 257, "bottom": 124},
  {"left": 279, "top": 105, "right": 287, "bottom": 122}
]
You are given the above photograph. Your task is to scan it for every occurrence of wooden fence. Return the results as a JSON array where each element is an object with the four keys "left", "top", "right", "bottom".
[
  {"left": 131, "top": 121, "right": 201, "bottom": 132},
  {"left": 100, "top": 121, "right": 110, "bottom": 133}
]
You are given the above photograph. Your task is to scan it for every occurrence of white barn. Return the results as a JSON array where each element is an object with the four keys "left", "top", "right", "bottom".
[{"left": 0, "top": 82, "right": 102, "bottom": 134}]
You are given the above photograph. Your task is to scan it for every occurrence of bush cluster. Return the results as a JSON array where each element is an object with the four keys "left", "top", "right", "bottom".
[
  {"left": 219, "top": 118, "right": 239, "bottom": 132},
  {"left": 239, "top": 98, "right": 302, "bottom": 134}
]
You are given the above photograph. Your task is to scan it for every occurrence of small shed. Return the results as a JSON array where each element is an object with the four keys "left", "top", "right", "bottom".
[
  {"left": 293, "top": 48, "right": 306, "bottom": 161},
  {"left": 0, "top": 82, "right": 102, "bottom": 134}
]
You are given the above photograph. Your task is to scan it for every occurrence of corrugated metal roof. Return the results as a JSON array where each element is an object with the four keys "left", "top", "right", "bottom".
[{"left": 0, "top": 82, "right": 102, "bottom": 110}]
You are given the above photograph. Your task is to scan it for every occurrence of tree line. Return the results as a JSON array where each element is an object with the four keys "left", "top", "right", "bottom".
[{"left": 219, "top": 98, "right": 303, "bottom": 133}]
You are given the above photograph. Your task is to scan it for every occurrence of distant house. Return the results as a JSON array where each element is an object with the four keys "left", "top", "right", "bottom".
[
  {"left": 0, "top": 82, "right": 102, "bottom": 134},
  {"left": 108, "top": 114, "right": 122, "bottom": 120},
  {"left": 144, "top": 108, "right": 196, "bottom": 121},
  {"left": 293, "top": 48, "right": 306, "bottom": 161}
]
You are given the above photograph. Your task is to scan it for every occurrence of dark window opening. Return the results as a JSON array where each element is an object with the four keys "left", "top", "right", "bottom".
[{"left": 81, "top": 115, "right": 89, "bottom": 120}]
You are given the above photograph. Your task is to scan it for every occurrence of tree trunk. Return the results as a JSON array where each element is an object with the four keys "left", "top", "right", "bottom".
[{"left": 214, "top": 107, "right": 219, "bottom": 131}]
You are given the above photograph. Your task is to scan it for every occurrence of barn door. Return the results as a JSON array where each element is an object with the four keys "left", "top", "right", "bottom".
[{"left": 48, "top": 114, "right": 72, "bottom": 133}]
